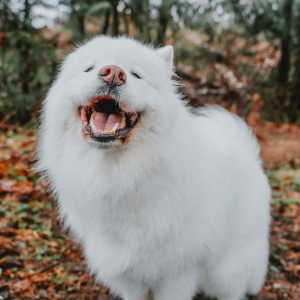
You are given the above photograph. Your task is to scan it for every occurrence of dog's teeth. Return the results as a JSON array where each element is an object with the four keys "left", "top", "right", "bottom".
[
  {"left": 111, "top": 122, "right": 120, "bottom": 133},
  {"left": 103, "top": 122, "right": 120, "bottom": 134},
  {"left": 120, "top": 115, "right": 126, "bottom": 129},
  {"left": 90, "top": 118, "right": 99, "bottom": 133},
  {"left": 104, "top": 114, "right": 122, "bottom": 133}
]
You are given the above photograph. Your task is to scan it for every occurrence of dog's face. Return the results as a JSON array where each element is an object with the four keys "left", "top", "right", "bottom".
[{"left": 51, "top": 36, "right": 176, "bottom": 149}]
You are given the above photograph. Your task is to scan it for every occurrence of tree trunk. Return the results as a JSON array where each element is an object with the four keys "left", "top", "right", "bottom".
[
  {"left": 20, "top": 0, "right": 32, "bottom": 122},
  {"left": 77, "top": 13, "right": 85, "bottom": 38},
  {"left": 157, "top": 7, "right": 168, "bottom": 46},
  {"left": 21, "top": 0, "right": 31, "bottom": 95},
  {"left": 289, "top": 11, "right": 300, "bottom": 122},
  {"left": 288, "top": 55, "right": 300, "bottom": 122},
  {"left": 111, "top": 0, "right": 119, "bottom": 36},
  {"left": 102, "top": 10, "right": 110, "bottom": 34},
  {"left": 277, "top": 0, "right": 294, "bottom": 84},
  {"left": 23, "top": 0, "right": 30, "bottom": 30}
]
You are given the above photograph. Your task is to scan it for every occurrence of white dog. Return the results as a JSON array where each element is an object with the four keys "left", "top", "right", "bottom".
[{"left": 38, "top": 36, "right": 271, "bottom": 300}]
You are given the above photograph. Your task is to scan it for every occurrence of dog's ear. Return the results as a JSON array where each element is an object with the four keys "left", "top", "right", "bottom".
[{"left": 156, "top": 45, "right": 174, "bottom": 72}]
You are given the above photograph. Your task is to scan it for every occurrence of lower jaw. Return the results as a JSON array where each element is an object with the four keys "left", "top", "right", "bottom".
[
  {"left": 90, "top": 135, "right": 124, "bottom": 145},
  {"left": 82, "top": 126, "right": 132, "bottom": 148},
  {"left": 85, "top": 131, "right": 131, "bottom": 149},
  {"left": 88, "top": 138, "right": 121, "bottom": 149}
]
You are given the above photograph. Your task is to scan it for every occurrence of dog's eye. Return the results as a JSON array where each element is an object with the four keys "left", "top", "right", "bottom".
[
  {"left": 84, "top": 66, "right": 94, "bottom": 72},
  {"left": 130, "top": 71, "right": 142, "bottom": 79}
]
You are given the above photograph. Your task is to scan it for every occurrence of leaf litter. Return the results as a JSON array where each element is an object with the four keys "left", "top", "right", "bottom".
[{"left": 0, "top": 122, "right": 299, "bottom": 300}]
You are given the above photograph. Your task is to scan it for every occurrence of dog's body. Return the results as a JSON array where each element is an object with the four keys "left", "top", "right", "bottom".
[{"left": 38, "top": 36, "right": 270, "bottom": 300}]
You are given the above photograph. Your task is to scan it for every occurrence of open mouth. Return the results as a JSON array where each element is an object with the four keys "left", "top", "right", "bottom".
[{"left": 79, "top": 95, "right": 140, "bottom": 143}]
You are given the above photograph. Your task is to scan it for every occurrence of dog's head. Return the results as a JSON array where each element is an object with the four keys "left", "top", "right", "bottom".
[{"left": 48, "top": 36, "right": 178, "bottom": 150}]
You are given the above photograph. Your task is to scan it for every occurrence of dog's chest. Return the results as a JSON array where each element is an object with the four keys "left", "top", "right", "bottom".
[
  {"left": 82, "top": 206, "right": 181, "bottom": 281},
  {"left": 56, "top": 151, "right": 190, "bottom": 278},
  {"left": 62, "top": 175, "right": 183, "bottom": 278}
]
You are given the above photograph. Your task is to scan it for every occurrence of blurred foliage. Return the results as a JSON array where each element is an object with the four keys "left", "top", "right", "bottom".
[
  {"left": 226, "top": 0, "right": 300, "bottom": 121},
  {"left": 1, "top": 0, "right": 300, "bottom": 123},
  {"left": 0, "top": 0, "right": 58, "bottom": 123}
]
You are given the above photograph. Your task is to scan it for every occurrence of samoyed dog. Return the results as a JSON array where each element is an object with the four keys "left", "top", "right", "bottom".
[{"left": 38, "top": 36, "right": 271, "bottom": 300}]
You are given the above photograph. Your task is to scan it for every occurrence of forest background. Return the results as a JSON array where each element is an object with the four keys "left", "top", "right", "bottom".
[{"left": 0, "top": 1, "right": 300, "bottom": 299}]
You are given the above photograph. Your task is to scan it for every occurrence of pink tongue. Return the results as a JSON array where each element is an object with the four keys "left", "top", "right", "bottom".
[
  {"left": 91, "top": 112, "right": 107, "bottom": 131},
  {"left": 91, "top": 112, "right": 121, "bottom": 133},
  {"left": 105, "top": 114, "right": 121, "bottom": 132}
]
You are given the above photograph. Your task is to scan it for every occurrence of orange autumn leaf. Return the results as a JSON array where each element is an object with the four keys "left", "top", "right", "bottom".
[
  {"left": 0, "top": 179, "right": 16, "bottom": 192},
  {"left": 12, "top": 279, "right": 31, "bottom": 293},
  {"left": 0, "top": 179, "right": 34, "bottom": 194},
  {"left": 20, "top": 140, "right": 35, "bottom": 148},
  {"left": 12, "top": 182, "right": 34, "bottom": 194},
  {"left": 31, "top": 273, "right": 52, "bottom": 283},
  {"left": 0, "top": 162, "right": 8, "bottom": 178}
]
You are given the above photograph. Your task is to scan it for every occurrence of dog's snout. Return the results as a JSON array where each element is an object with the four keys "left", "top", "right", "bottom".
[{"left": 99, "top": 65, "right": 126, "bottom": 86}]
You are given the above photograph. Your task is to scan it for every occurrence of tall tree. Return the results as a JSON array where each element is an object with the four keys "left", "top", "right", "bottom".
[
  {"left": 277, "top": 0, "right": 294, "bottom": 84},
  {"left": 288, "top": 1, "right": 300, "bottom": 121},
  {"left": 229, "top": 0, "right": 295, "bottom": 85},
  {"left": 111, "top": 0, "right": 119, "bottom": 36},
  {"left": 0, "top": 0, "right": 57, "bottom": 122},
  {"left": 128, "top": 0, "right": 151, "bottom": 42}
]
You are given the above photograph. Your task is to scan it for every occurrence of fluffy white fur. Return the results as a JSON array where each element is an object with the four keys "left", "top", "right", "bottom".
[{"left": 38, "top": 36, "right": 271, "bottom": 300}]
